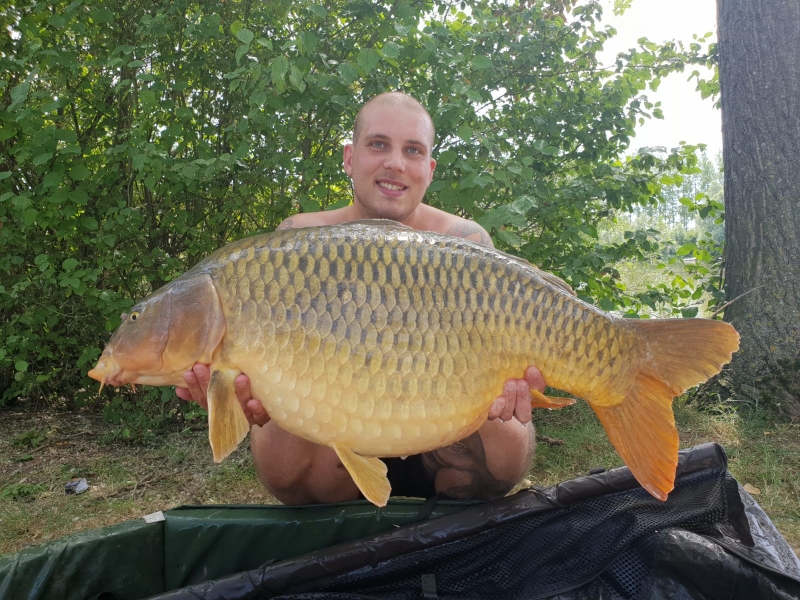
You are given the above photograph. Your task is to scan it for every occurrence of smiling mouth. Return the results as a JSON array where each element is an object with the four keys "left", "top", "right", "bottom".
[{"left": 378, "top": 181, "right": 406, "bottom": 191}]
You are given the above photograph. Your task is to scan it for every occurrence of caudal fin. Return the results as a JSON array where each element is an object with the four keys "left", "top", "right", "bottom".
[{"left": 593, "top": 318, "right": 739, "bottom": 501}]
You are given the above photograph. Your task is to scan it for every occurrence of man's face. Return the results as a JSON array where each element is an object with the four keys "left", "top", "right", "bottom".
[{"left": 343, "top": 103, "right": 436, "bottom": 223}]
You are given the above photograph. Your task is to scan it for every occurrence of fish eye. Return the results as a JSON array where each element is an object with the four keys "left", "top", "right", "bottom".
[{"left": 129, "top": 311, "right": 140, "bottom": 322}]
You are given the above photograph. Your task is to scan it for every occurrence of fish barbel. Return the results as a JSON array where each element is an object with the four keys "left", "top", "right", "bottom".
[{"left": 88, "top": 220, "right": 739, "bottom": 506}]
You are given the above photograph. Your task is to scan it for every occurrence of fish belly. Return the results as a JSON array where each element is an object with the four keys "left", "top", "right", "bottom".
[{"left": 210, "top": 224, "right": 632, "bottom": 457}]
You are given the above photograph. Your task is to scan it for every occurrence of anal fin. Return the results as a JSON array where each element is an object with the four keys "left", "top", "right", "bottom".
[
  {"left": 208, "top": 367, "right": 250, "bottom": 463},
  {"left": 332, "top": 443, "right": 390, "bottom": 507},
  {"left": 530, "top": 388, "right": 576, "bottom": 409}
]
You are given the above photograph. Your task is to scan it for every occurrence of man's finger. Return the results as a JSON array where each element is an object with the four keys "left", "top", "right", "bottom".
[
  {"left": 500, "top": 380, "right": 517, "bottom": 421},
  {"left": 234, "top": 374, "right": 251, "bottom": 405},
  {"left": 245, "top": 398, "right": 270, "bottom": 427},
  {"left": 513, "top": 380, "right": 533, "bottom": 424},
  {"left": 525, "top": 366, "right": 546, "bottom": 393},
  {"left": 488, "top": 397, "right": 505, "bottom": 420},
  {"left": 182, "top": 370, "right": 208, "bottom": 410},
  {"left": 193, "top": 363, "right": 212, "bottom": 388}
]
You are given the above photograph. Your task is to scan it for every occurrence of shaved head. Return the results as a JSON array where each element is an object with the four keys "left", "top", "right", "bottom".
[{"left": 353, "top": 92, "right": 435, "bottom": 147}]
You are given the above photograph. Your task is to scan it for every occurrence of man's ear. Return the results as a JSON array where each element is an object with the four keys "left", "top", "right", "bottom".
[
  {"left": 343, "top": 143, "right": 354, "bottom": 176},
  {"left": 428, "top": 158, "right": 437, "bottom": 185}
]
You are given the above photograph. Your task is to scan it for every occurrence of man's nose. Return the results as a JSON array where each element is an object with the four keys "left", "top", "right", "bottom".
[{"left": 383, "top": 148, "right": 405, "bottom": 171}]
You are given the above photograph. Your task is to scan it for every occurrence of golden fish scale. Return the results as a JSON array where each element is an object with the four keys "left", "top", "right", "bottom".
[{"left": 197, "top": 226, "right": 638, "bottom": 457}]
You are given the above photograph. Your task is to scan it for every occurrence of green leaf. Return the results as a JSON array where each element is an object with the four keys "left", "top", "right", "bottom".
[
  {"left": 289, "top": 66, "right": 306, "bottom": 91},
  {"left": 236, "top": 28, "right": 254, "bottom": 44},
  {"left": 81, "top": 216, "right": 99, "bottom": 230},
  {"left": 47, "top": 14, "right": 66, "bottom": 28},
  {"left": 127, "top": 59, "right": 145, "bottom": 68},
  {"left": 381, "top": 42, "right": 400, "bottom": 59},
  {"left": 23, "top": 208, "right": 38, "bottom": 226},
  {"left": 235, "top": 44, "right": 249, "bottom": 64},
  {"left": 0, "top": 126, "right": 18, "bottom": 141},
  {"left": 676, "top": 243, "right": 697, "bottom": 257},
  {"left": 33, "top": 152, "right": 53, "bottom": 166},
  {"left": 299, "top": 31, "right": 318, "bottom": 55},
  {"left": 497, "top": 229, "right": 523, "bottom": 247},
  {"left": 337, "top": 62, "right": 359, "bottom": 84},
  {"left": 471, "top": 55, "right": 493, "bottom": 70},
  {"left": 62, "top": 258, "right": 79, "bottom": 271},
  {"left": 681, "top": 306, "right": 699, "bottom": 318},
  {"left": 437, "top": 150, "right": 458, "bottom": 165},
  {"left": 10, "top": 81, "right": 30, "bottom": 107},
  {"left": 271, "top": 56, "right": 289, "bottom": 84},
  {"left": 456, "top": 125, "right": 473, "bottom": 143},
  {"left": 308, "top": 5, "right": 328, "bottom": 19},
  {"left": 69, "top": 164, "right": 91, "bottom": 181},
  {"left": 357, "top": 49, "right": 381, "bottom": 74},
  {"left": 42, "top": 172, "right": 62, "bottom": 189},
  {"left": 15, "top": 361, "right": 29, "bottom": 373}
]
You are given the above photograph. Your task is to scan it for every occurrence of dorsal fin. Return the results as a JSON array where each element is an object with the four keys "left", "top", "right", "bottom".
[
  {"left": 337, "top": 219, "right": 413, "bottom": 232},
  {"left": 537, "top": 270, "right": 577, "bottom": 297}
]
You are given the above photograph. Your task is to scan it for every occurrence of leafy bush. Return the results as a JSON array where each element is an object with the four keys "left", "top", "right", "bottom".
[{"left": 0, "top": 0, "right": 715, "bottom": 409}]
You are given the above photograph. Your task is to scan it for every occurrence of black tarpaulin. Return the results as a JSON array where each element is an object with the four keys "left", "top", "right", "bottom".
[{"left": 151, "top": 443, "right": 800, "bottom": 600}]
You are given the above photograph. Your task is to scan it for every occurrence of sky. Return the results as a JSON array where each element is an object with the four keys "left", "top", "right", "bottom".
[{"left": 598, "top": 0, "right": 721, "bottom": 158}]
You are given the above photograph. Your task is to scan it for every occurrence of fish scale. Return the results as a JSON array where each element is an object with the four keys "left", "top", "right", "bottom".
[{"left": 89, "top": 220, "right": 739, "bottom": 506}]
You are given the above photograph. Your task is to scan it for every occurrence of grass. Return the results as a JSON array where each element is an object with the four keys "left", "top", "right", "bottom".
[{"left": 1, "top": 396, "right": 798, "bottom": 558}]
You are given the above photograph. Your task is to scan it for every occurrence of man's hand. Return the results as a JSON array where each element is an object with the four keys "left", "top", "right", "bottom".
[
  {"left": 487, "top": 366, "right": 545, "bottom": 424},
  {"left": 176, "top": 364, "right": 269, "bottom": 427}
]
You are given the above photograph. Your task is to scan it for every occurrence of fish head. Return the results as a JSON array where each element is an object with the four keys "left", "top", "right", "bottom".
[{"left": 88, "top": 274, "right": 226, "bottom": 389}]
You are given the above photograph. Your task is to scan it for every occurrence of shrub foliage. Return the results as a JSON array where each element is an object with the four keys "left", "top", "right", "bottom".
[{"left": 0, "top": 0, "right": 713, "bottom": 407}]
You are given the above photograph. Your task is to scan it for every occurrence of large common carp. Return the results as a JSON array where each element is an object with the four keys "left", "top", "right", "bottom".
[{"left": 88, "top": 220, "right": 739, "bottom": 506}]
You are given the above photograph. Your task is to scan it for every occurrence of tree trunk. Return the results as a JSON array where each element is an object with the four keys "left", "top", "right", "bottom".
[{"left": 716, "top": 0, "right": 800, "bottom": 416}]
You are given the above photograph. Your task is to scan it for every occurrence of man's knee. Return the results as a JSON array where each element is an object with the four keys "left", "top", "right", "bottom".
[{"left": 249, "top": 425, "right": 360, "bottom": 504}]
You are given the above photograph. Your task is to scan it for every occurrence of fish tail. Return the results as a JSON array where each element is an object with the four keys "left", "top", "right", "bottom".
[{"left": 592, "top": 318, "right": 739, "bottom": 501}]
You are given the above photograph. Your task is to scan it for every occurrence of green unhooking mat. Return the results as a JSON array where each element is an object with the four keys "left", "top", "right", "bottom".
[
  {"left": 0, "top": 498, "right": 470, "bottom": 599},
  {"left": 1, "top": 444, "right": 799, "bottom": 600}
]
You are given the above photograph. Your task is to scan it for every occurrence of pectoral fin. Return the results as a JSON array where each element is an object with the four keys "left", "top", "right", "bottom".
[
  {"left": 207, "top": 367, "right": 250, "bottom": 463},
  {"left": 332, "top": 443, "right": 391, "bottom": 507},
  {"left": 530, "top": 388, "right": 576, "bottom": 409}
]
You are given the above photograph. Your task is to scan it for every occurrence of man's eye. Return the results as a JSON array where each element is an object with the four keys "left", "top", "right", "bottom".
[
  {"left": 371, "top": 141, "right": 385, "bottom": 148},
  {"left": 407, "top": 147, "right": 421, "bottom": 155}
]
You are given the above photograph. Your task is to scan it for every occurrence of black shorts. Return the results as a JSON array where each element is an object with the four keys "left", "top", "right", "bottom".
[{"left": 383, "top": 454, "right": 437, "bottom": 499}]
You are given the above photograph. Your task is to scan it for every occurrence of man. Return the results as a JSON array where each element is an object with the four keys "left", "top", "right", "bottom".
[{"left": 178, "top": 92, "right": 546, "bottom": 504}]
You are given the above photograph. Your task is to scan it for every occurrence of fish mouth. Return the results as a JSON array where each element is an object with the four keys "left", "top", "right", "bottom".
[
  {"left": 88, "top": 358, "right": 190, "bottom": 392},
  {"left": 88, "top": 358, "right": 125, "bottom": 392}
]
